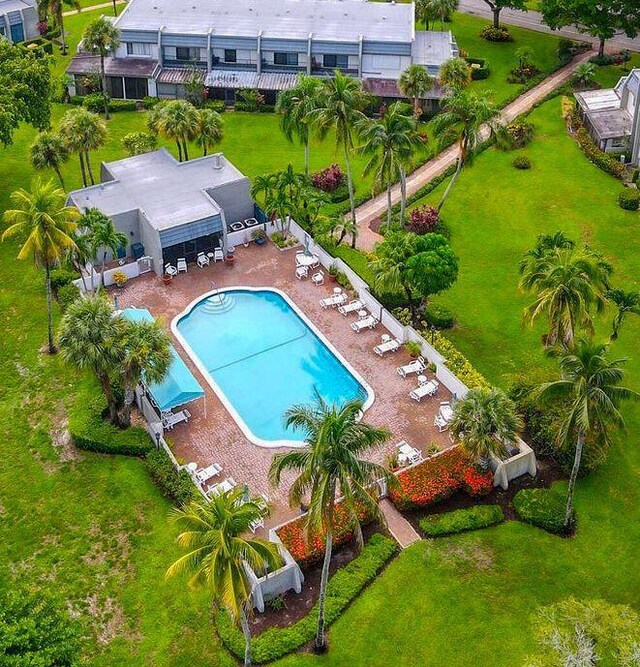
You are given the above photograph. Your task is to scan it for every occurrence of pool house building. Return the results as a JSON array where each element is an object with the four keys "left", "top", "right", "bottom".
[
  {"left": 67, "top": 148, "right": 258, "bottom": 276},
  {"left": 66, "top": 0, "right": 458, "bottom": 105}
]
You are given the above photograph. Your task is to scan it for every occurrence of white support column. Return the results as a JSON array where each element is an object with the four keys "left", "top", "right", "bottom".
[
  {"left": 122, "top": 76, "right": 126, "bottom": 99},
  {"left": 3, "top": 15, "right": 12, "bottom": 43},
  {"left": 307, "top": 32, "right": 312, "bottom": 75},
  {"left": 207, "top": 28, "right": 212, "bottom": 72},
  {"left": 357, "top": 35, "right": 363, "bottom": 78},
  {"left": 157, "top": 25, "right": 164, "bottom": 66},
  {"left": 257, "top": 30, "right": 262, "bottom": 75}
]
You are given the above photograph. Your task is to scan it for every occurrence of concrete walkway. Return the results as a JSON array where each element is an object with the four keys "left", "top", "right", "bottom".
[
  {"left": 352, "top": 51, "right": 592, "bottom": 251},
  {"left": 380, "top": 499, "right": 421, "bottom": 549}
]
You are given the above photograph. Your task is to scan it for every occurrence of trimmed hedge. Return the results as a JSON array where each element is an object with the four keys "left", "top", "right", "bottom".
[
  {"left": 429, "top": 331, "right": 490, "bottom": 389},
  {"left": 425, "top": 303, "right": 455, "bottom": 329},
  {"left": 480, "top": 25, "right": 512, "bottom": 42},
  {"left": 215, "top": 533, "right": 397, "bottom": 663},
  {"left": 145, "top": 448, "right": 198, "bottom": 506},
  {"left": 575, "top": 127, "right": 625, "bottom": 179},
  {"left": 419, "top": 505, "right": 504, "bottom": 537},
  {"left": 513, "top": 155, "right": 532, "bottom": 170},
  {"left": 618, "top": 189, "right": 640, "bottom": 211},
  {"left": 513, "top": 487, "right": 572, "bottom": 535},
  {"left": 466, "top": 57, "right": 490, "bottom": 80}
]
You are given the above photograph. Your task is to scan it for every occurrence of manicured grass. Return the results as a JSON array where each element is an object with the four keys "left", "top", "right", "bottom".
[{"left": 593, "top": 54, "right": 640, "bottom": 89}]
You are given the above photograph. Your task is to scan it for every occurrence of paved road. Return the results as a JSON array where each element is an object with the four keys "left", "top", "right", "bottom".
[
  {"left": 352, "top": 52, "right": 593, "bottom": 251},
  {"left": 458, "top": 0, "right": 640, "bottom": 53}
]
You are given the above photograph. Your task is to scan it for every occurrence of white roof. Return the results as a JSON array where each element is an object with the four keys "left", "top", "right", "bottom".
[
  {"left": 68, "top": 149, "right": 246, "bottom": 231},
  {"left": 116, "top": 0, "right": 414, "bottom": 43},
  {"left": 205, "top": 69, "right": 299, "bottom": 90},
  {"left": 412, "top": 31, "right": 457, "bottom": 67},
  {"left": 575, "top": 88, "right": 621, "bottom": 112},
  {"left": 0, "top": 0, "right": 36, "bottom": 12}
]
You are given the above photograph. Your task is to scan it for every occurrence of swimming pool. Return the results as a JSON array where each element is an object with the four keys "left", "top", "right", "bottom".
[{"left": 172, "top": 287, "right": 374, "bottom": 447}]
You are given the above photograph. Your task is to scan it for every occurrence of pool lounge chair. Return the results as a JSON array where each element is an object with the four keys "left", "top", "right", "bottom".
[
  {"left": 351, "top": 315, "right": 378, "bottom": 332},
  {"left": 397, "top": 441, "right": 423, "bottom": 465},
  {"left": 197, "top": 252, "right": 210, "bottom": 268},
  {"left": 397, "top": 356, "right": 426, "bottom": 378},
  {"left": 338, "top": 299, "right": 364, "bottom": 316},
  {"left": 194, "top": 462, "right": 222, "bottom": 485},
  {"left": 177, "top": 257, "right": 188, "bottom": 273},
  {"left": 161, "top": 408, "right": 191, "bottom": 430},
  {"left": 206, "top": 477, "right": 237, "bottom": 498},
  {"left": 320, "top": 293, "right": 347, "bottom": 309},
  {"left": 165, "top": 263, "right": 178, "bottom": 277},
  {"left": 409, "top": 379, "right": 439, "bottom": 402},
  {"left": 374, "top": 336, "right": 401, "bottom": 356}
]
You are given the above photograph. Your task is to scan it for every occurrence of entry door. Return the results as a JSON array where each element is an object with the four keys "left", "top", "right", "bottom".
[{"left": 107, "top": 76, "right": 124, "bottom": 99}]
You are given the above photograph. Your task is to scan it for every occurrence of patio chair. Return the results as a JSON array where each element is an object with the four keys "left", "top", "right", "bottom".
[
  {"left": 295, "top": 265, "right": 308, "bottom": 280},
  {"left": 194, "top": 462, "right": 222, "bottom": 485},
  {"left": 165, "top": 263, "right": 178, "bottom": 277},
  {"left": 397, "top": 356, "right": 426, "bottom": 378},
  {"left": 249, "top": 516, "right": 265, "bottom": 533},
  {"left": 434, "top": 414, "right": 449, "bottom": 433},
  {"left": 213, "top": 247, "right": 224, "bottom": 263},
  {"left": 374, "top": 336, "right": 401, "bottom": 356},
  {"left": 397, "top": 441, "right": 422, "bottom": 465},
  {"left": 351, "top": 315, "right": 378, "bottom": 332},
  {"left": 319, "top": 293, "right": 347, "bottom": 309},
  {"left": 197, "top": 252, "right": 210, "bottom": 268},
  {"left": 409, "top": 379, "right": 439, "bottom": 402},
  {"left": 338, "top": 299, "right": 364, "bottom": 316},
  {"left": 177, "top": 257, "right": 188, "bottom": 273},
  {"left": 311, "top": 271, "right": 324, "bottom": 286}
]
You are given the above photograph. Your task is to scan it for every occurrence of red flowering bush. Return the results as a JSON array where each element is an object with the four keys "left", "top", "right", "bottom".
[
  {"left": 276, "top": 502, "right": 371, "bottom": 568},
  {"left": 37, "top": 20, "right": 48, "bottom": 35},
  {"left": 406, "top": 205, "right": 440, "bottom": 235},
  {"left": 389, "top": 448, "right": 493, "bottom": 511},
  {"left": 311, "top": 164, "right": 344, "bottom": 192}
]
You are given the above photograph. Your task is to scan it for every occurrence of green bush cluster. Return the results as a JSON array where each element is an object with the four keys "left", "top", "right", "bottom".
[
  {"left": 513, "top": 155, "right": 532, "bottom": 170},
  {"left": 21, "top": 38, "right": 54, "bottom": 55},
  {"left": 514, "top": 487, "right": 572, "bottom": 535},
  {"left": 419, "top": 505, "right": 504, "bottom": 537},
  {"left": 618, "top": 189, "right": 640, "bottom": 211},
  {"left": 145, "top": 449, "right": 198, "bottom": 506},
  {"left": 203, "top": 100, "right": 226, "bottom": 113},
  {"left": 575, "top": 128, "right": 626, "bottom": 179},
  {"left": 234, "top": 102, "right": 275, "bottom": 113},
  {"left": 215, "top": 534, "right": 397, "bottom": 663},
  {"left": 49, "top": 267, "right": 79, "bottom": 291},
  {"left": 480, "top": 25, "right": 512, "bottom": 42},
  {"left": 425, "top": 303, "right": 455, "bottom": 329},
  {"left": 57, "top": 283, "right": 81, "bottom": 311},
  {"left": 82, "top": 93, "right": 138, "bottom": 113},
  {"left": 557, "top": 38, "right": 588, "bottom": 66},
  {"left": 428, "top": 331, "right": 490, "bottom": 389},
  {"left": 465, "top": 57, "right": 490, "bottom": 80},
  {"left": 142, "top": 96, "right": 160, "bottom": 109}
]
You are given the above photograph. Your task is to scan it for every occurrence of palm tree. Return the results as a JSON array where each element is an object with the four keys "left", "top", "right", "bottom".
[
  {"left": 48, "top": 0, "right": 79, "bottom": 56},
  {"left": 398, "top": 65, "right": 434, "bottom": 119},
  {"left": 276, "top": 74, "right": 320, "bottom": 174},
  {"left": 87, "top": 209, "right": 127, "bottom": 288},
  {"left": 438, "top": 57, "right": 472, "bottom": 92},
  {"left": 533, "top": 340, "right": 639, "bottom": 529},
  {"left": 607, "top": 288, "right": 640, "bottom": 341},
  {"left": 59, "top": 108, "right": 107, "bottom": 187},
  {"left": 30, "top": 132, "right": 70, "bottom": 190},
  {"left": 519, "top": 247, "right": 611, "bottom": 347},
  {"left": 431, "top": 89, "right": 500, "bottom": 211},
  {"left": 156, "top": 100, "right": 200, "bottom": 162},
  {"left": 271, "top": 165, "right": 306, "bottom": 236},
  {"left": 269, "top": 396, "right": 393, "bottom": 652},
  {"left": 2, "top": 179, "right": 80, "bottom": 353},
  {"left": 450, "top": 387, "right": 523, "bottom": 464},
  {"left": 518, "top": 231, "right": 576, "bottom": 277},
  {"left": 167, "top": 492, "right": 280, "bottom": 667},
  {"left": 66, "top": 230, "right": 93, "bottom": 293},
  {"left": 118, "top": 318, "right": 171, "bottom": 427},
  {"left": 312, "top": 71, "right": 368, "bottom": 245},
  {"left": 427, "top": 0, "right": 459, "bottom": 28},
  {"left": 573, "top": 62, "right": 597, "bottom": 88},
  {"left": 358, "top": 103, "right": 420, "bottom": 227},
  {"left": 81, "top": 16, "right": 120, "bottom": 119},
  {"left": 197, "top": 108, "right": 223, "bottom": 156},
  {"left": 59, "top": 295, "right": 122, "bottom": 423}
]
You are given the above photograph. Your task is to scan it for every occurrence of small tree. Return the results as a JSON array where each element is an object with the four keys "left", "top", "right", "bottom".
[
  {"left": 572, "top": 62, "right": 597, "bottom": 87},
  {"left": 197, "top": 108, "right": 223, "bottom": 156},
  {"left": 121, "top": 131, "right": 157, "bottom": 157},
  {"left": 438, "top": 57, "right": 472, "bottom": 92},
  {"left": 398, "top": 65, "right": 434, "bottom": 118},
  {"left": 58, "top": 108, "right": 107, "bottom": 187},
  {"left": 607, "top": 288, "right": 640, "bottom": 341},
  {"left": 85, "top": 208, "right": 127, "bottom": 288},
  {"left": 81, "top": 16, "right": 120, "bottom": 120},
  {"left": 30, "top": 131, "right": 70, "bottom": 190}
]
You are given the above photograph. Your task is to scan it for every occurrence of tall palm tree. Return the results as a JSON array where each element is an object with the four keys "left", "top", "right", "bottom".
[
  {"left": 81, "top": 16, "right": 120, "bottom": 120},
  {"left": 197, "top": 108, "right": 223, "bottom": 156},
  {"left": 607, "top": 288, "right": 640, "bottom": 341},
  {"left": 48, "top": 0, "right": 79, "bottom": 56},
  {"left": 118, "top": 318, "right": 171, "bottom": 427},
  {"left": 450, "top": 387, "right": 523, "bottom": 464},
  {"left": 276, "top": 74, "right": 320, "bottom": 174},
  {"left": 438, "top": 57, "right": 472, "bottom": 92},
  {"left": 533, "top": 340, "right": 639, "bottom": 529},
  {"left": 398, "top": 65, "right": 434, "bottom": 118},
  {"left": 87, "top": 209, "right": 127, "bottom": 288},
  {"left": 2, "top": 179, "right": 80, "bottom": 353},
  {"left": 30, "top": 132, "right": 70, "bottom": 190},
  {"left": 270, "top": 165, "right": 306, "bottom": 235},
  {"left": 358, "top": 103, "right": 420, "bottom": 227},
  {"left": 156, "top": 100, "right": 200, "bottom": 162},
  {"left": 312, "top": 71, "right": 368, "bottom": 245},
  {"left": 166, "top": 492, "right": 280, "bottom": 667},
  {"left": 431, "top": 89, "right": 499, "bottom": 211},
  {"left": 59, "top": 108, "right": 107, "bottom": 187},
  {"left": 427, "top": 0, "right": 459, "bottom": 28},
  {"left": 269, "top": 396, "right": 393, "bottom": 652},
  {"left": 519, "top": 247, "right": 611, "bottom": 347},
  {"left": 59, "top": 295, "right": 122, "bottom": 423}
]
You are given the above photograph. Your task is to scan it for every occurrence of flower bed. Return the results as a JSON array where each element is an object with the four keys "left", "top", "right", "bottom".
[{"left": 390, "top": 448, "right": 493, "bottom": 511}]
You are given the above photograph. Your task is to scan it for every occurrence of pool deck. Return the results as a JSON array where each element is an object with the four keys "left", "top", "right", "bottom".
[{"left": 116, "top": 243, "right": 454, "bottom": 528}]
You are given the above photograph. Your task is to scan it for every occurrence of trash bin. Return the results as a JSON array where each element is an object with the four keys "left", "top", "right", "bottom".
[{"left": 131, "top": 243, "right": 145, "bottom": 260}]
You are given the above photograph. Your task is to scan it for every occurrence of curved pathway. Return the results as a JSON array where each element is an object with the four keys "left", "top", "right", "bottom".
[{"left": 352, "top": 52, "right": 593, "bottom": 251}]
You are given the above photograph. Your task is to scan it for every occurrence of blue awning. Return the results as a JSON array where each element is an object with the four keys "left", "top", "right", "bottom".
[{"left": 120, "top": 308, "right": 205, "bottom": 411}]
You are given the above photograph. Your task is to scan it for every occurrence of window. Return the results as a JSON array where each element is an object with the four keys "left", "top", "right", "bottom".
[
  {"left": 124, "top": 77, "right": 149, "bottom": 100},
  {"left": 611, "top": 137, "right": 628, "bottom": 149},
  {"left": 322, "top": 54, "right": 348, "bottom": 69},
  {"left": 274, "top": 52, "right": 298, "bottom": 67},
  {"left": 224, "top": 49, "right": 236, "bottom": 63},
  {"left": 126, "top": 42, "right": 151, "bottom": 57},
  {"left": 9, "top": 22, "right": 24, "bottom": 43},
  {"left": 0, "top": 25, "right": 5, "bottom": 38},
  {"left": 176, "top": 47, "right": 191, "bottom": 61}
]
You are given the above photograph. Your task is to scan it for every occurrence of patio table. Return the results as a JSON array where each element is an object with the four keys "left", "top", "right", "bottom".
[
  {"left": 439, "top": 404, "right": 454, "bottom": 422},
  {"left": 357, "top": 309, "right": 368, "bottom": 319},
  {"left": 333, "top": 287, "right": 342, "bottom": 294},
  {"left": 297, "top": 254, "right": 319, "bottom": 267}
]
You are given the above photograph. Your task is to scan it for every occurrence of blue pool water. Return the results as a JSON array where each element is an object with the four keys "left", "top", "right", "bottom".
[{"left": 174, "top": 289, "right": 370, "bottom": 444}]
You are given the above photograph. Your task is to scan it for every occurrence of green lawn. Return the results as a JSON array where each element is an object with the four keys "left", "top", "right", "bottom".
[{"left": 594, "top": 53, "right": 640, "bottom": 89}]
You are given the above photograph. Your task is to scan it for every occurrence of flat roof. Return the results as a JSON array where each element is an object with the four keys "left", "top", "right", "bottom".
[
  {"left": 575, "top": 88, "right": 620, "bottom": 112},
  {"left": 116, "top": 0, "right": 414, "bottom": 43},
  {"left": 412, "top": 31, "right": 456, "bottom": 66},
  {"left": 0, "top": 0, "right": 36, "bottom": 12},
  {"left": 69, "top": 149, "right": 246, "bottom": 231},
  {"left": 587, "top": 108, "right": 632, "bottom": 140}
]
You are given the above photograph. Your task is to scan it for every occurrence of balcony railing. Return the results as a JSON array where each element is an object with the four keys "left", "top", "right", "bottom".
[{"left": 162, "top": 59, "right": 208, "bottom": 70}]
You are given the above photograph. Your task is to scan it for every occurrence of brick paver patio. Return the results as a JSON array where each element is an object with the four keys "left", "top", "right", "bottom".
[{"left": 116, "top": 243, "right": 453, "bottom": 527}]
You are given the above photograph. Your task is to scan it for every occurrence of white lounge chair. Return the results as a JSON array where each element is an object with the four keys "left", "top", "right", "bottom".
[
  {"left": 197, "top": 252, "right": 210, "bottom": 268},
  {"left": 177, "top": 257, "right": 188, "bottom": 273},
  {"left": 295, "top": 265, "right": 308, "bottom": 280},
  {"left": 312, "top": 271, "right": 324, "bottom": 286},
  {"left": 351, "top": 315, "right": 378, "bottom": 332},
  {"left": 374, "top": 336, "right": 401, "bottom": 356},
  {"left": 397, "top": 441, "right": 423, "bottom": 465},
  {"left": 213, "top": 247, "right": 224, "bottom": 262},
  {"left": 161, "top": 408, "right": 191, "bottom": 430},
  {"left": 338, "top": 299, "right": 364, "bottom": 316},
  {"left": 409, "top": 379, "right": 439, "bottom": 402},
  {"left": 320, "top": 293, "right": 347, "bottom": 309},
  {"left": 206, "top": 477, "right": 237, "bottom": 498},
  {"left": 194, "top": 462, "right": 222, "bottom": 484},
  {"left": 397, "top": 356, "right": 426, "bottom": 378},
  {"left": 165, "top": 263, "right": 178, "bottom": 277}
]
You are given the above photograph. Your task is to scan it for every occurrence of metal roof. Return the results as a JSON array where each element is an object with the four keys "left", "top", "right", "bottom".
[
  {"left": 157, "top": 67, "right": 204, "bottom": 84},
  {"left": 204, "top": 69, "right": 298, "bottom": 90},
  {"left": 587, "top": 109, "right": 632, "bottom": 141},
  {"left": 363, "top": 77, "right": 446, "bottom": 99},
  {"left": 116, "top": 0, "right": 414, "bottom": 43},
  {"left": 0, "top": 0, "right": 36, "bottom": 13},
  {"left": 67, "top": 55, "right": 158, "bottom": 78},
  {"left": 574, "top": 88, "right": 621, "bottom": 112}
]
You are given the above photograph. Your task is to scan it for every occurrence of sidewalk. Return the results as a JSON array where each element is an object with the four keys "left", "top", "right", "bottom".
[
  {"left": 352, "top": 52, "right": 593, "bottom": 251},
  {"left": 380, "top": 499, "right": 421, "bottom": 549},
  {"left": 62, "top": 0, "right": 126, "bottom": 16}
]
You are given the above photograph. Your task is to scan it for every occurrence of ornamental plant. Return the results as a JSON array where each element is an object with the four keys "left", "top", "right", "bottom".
[
  {"left": 406, "top": 205, "right": 440, "bottom": 235},
  {"left": 311, "top": 164, "right": 344, "bottom": 192}
]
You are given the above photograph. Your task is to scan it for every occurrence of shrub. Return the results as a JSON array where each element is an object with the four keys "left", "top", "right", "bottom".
[
  {"left": 514, "top": 487, "right": 573, "bottom": 535},
  {"left": 513, "top": 155, "right": 532, "bottom": 170},
  {"left": 112, "top": 270, "right": 128, "bottom": 287},
  {"left": 270, "top": 231, "right": 297, "bottom": 248},
  {"left": 145, "top": 448, "right": 198, "bottom": 506},
  {"left": 203, "top": 99, "right": 226, "bottom": 113},
  {"left": 259, "top": 104, "right": 275, "bottom": 113},
  {"left": 57, "top": 283, "right": 81, "bottom": 311},
  {"left": 406, "top": 205, "right": 439, "bottom": 234},
  {"left": 109, "top": 99, "right": 137, "bottom": 112},
  {"left": 404, "top": 340, "right": 422, "bottom": 358},
  {"left": 142, "top": 96, "right": 160, "bottom": 109},
  {"left": 618, "top": 189, "right": 640, "bottom": 211},
  {"left": 419, "top": 505, "right": 504, "bottom": 536},
  {"left": 122, "top": 131, "right": 157, "bottom": 157},
  {"left": 508, "top": 65, "right": 541, "bottom": 84},
  {"left": 50, "top": 267, "right": 78, "bottom": 291},
  {"left": 322, "top": 181, "right": 351, "bottom": 203},
  {"left": 425, "top": 303, "right": 455, "bottom": 329},
  {"left": 390, "top": 448, "right": 494, "bottom": 511},
  {"left": 505, "top": 121, "right": 534, "bottom": 148},
  {"left": 480, "top": 25, "right": 512, "bottom": 42},
  {"left": 557, "top": 38, "right": 588, "bottom": 65},
  {"left": 83, "top": 92, "right": 109, "bottom": 113},
  {"left": 575, "top": 128, "right": 626, "bottom": 179},
  {"left": 215, "top": 533, "right": 396, "bottom": 664},
  {"left": 428, "top": 331, "right": 491, "bottom": 389},
  {"left": 311, "top": 164, "right": 344, "bottom": 192}
]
